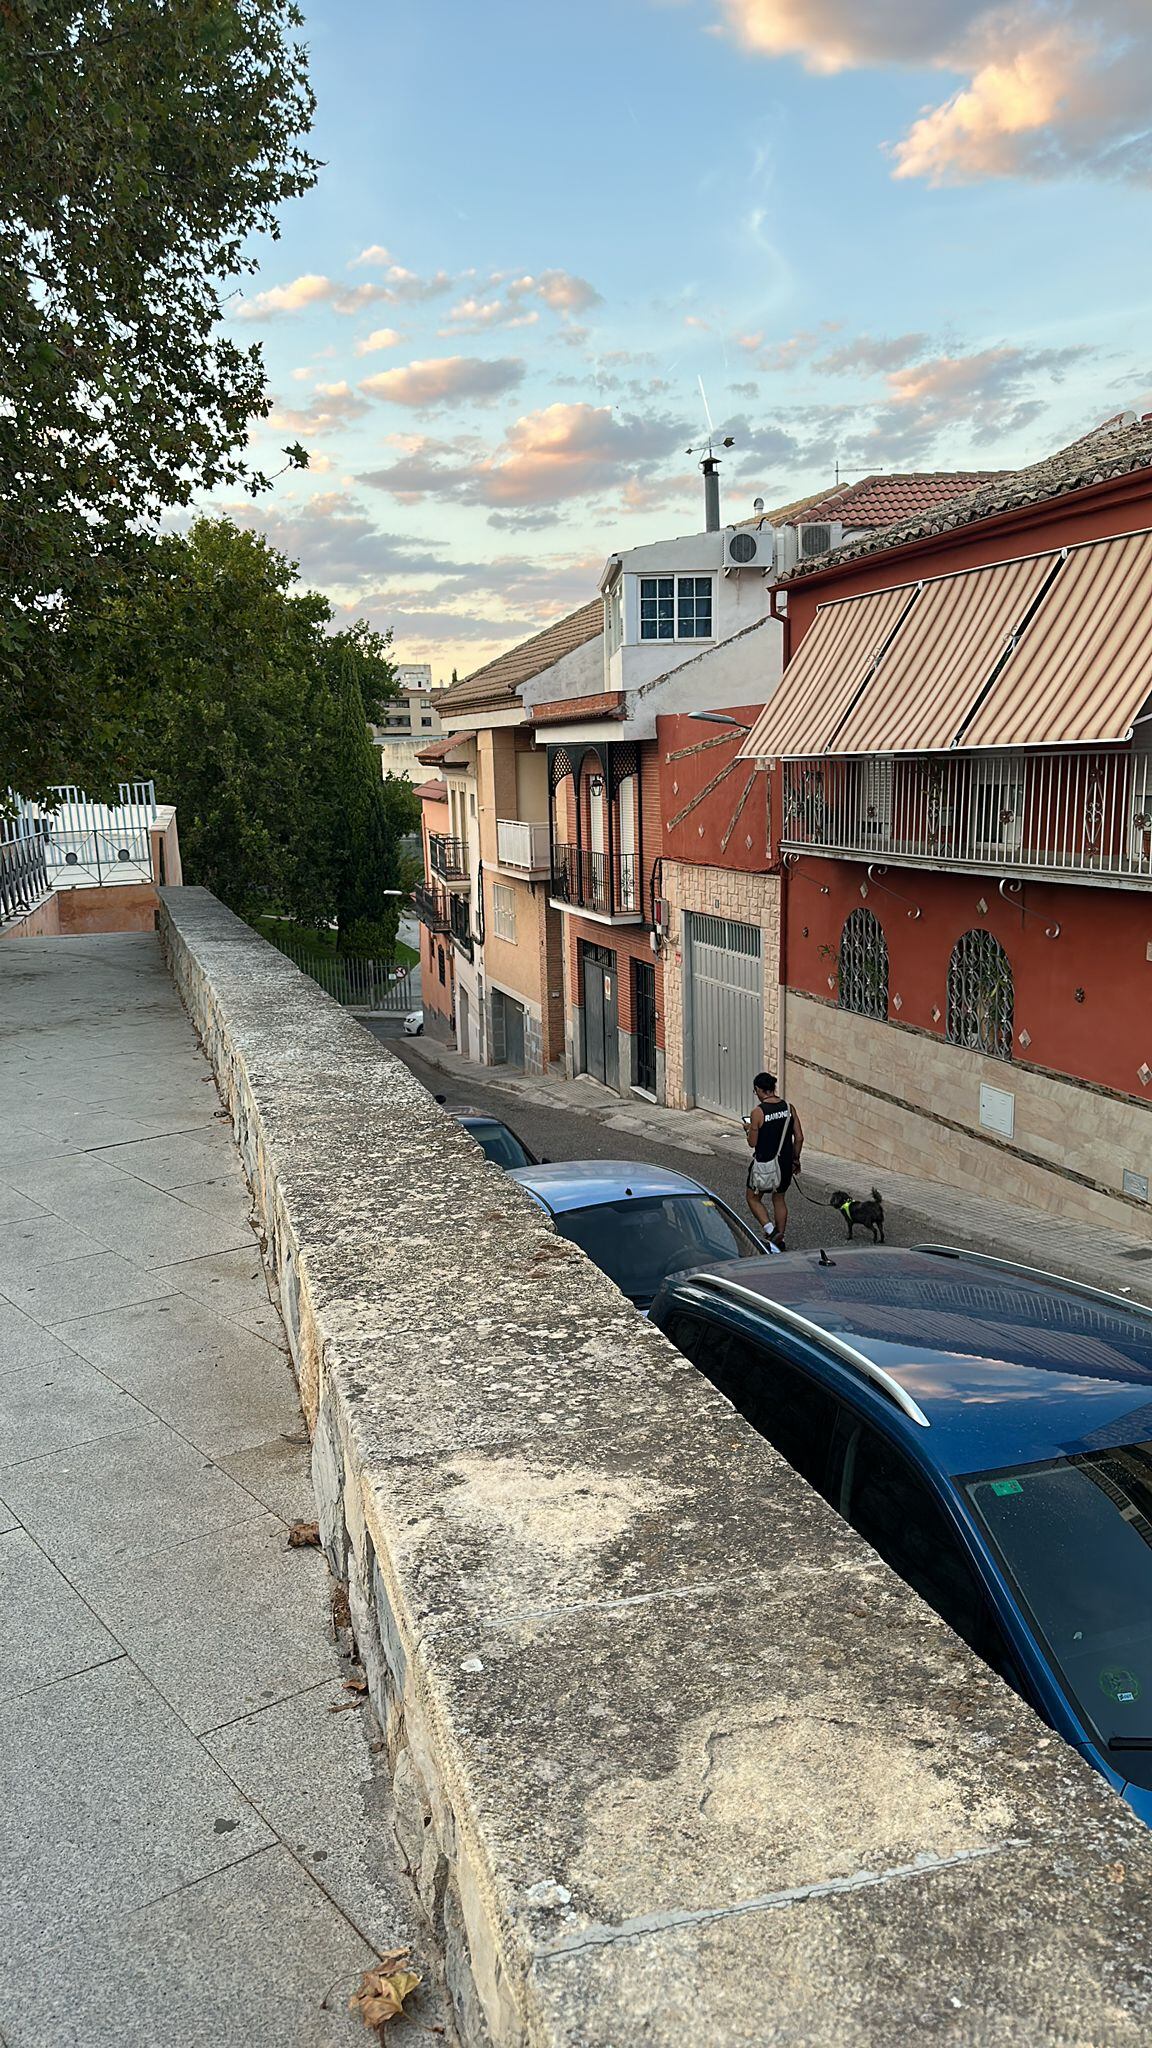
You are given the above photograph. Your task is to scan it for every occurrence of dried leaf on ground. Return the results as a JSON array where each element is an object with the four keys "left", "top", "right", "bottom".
[
  {"left": 350, "top": 1952, "right": 423, "bottom": 2030},
  {"left": 287, "top": 1520, "right": 321, "bottom": 1548},
  {"left": 344, "top": 1675, "right": 368, "bottom": 1694}
]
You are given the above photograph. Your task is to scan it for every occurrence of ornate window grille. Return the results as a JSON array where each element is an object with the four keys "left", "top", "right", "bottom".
[
  {"left": 946, "top": 929, "right": 1014, "bottom": 1061},
  {"left": 838, "top": 908, "right": 889, "bottom": 1020}
]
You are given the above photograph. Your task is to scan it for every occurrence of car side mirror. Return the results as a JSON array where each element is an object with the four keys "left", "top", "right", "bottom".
[
  {"left": 540, "top": 1155, "right": 551, "bottom": 1164},
  {"left": 434, "top": 1093, "right": 447, "bottom": 1104}
]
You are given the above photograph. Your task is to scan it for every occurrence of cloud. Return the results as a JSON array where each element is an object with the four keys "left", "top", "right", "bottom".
[
  {"left": 354, "top": 327, "right": 403, "bottom": 356},
  {"left": 358, "top": 401, "right": 691, "bottom": 512},
  {"left": 851, "top": 340, "right": 1092, "bottom": 458},
  {"left": 239, "top": 266, "right": 453, "bottom": 320},
  {"left": 268, "top": 381, "right": 371, "bottom": 435},
  {"left": 439, "top": 268, "right": 602, "bottom": 335},
  {"left": 813, "top": 332, "right": 934, "bottom": 376},
  {"left": 716, "top": 2, "right": 1152, "bottom": 185},
  {"left": 359, "top": 356, "right": 526, "bottom": 409}
]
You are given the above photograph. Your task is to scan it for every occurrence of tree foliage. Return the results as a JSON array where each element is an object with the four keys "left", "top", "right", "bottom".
[
  {"left": 62, "top": 516, "right": 419, "bottom": 942},
  {"left": 0, "top": 0, "right": 319, "bottom": 793}
]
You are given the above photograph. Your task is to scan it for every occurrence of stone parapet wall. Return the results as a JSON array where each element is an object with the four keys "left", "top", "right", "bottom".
[
  {"left": 158, "top": 884, "right": 1152, "bottom": 2047},
  {"left": 787, "top": 990, "right": 1152, "bottom": 1233}
]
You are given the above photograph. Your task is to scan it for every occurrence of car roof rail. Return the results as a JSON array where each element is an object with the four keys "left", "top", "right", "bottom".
[
  {"left": 684, "top": 1270, "right": 931, "bottom": 1429},
  {"left": 912, "top": 1245, "right": 1152, "bottom": 1322}
]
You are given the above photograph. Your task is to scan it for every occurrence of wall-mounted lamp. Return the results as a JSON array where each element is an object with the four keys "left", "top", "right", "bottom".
[
  {"left": 687, "top": 711, "right": 754, "bottom": 733},
  {"left": 588, "top": 774, "right": 605, "bottom": 798}
]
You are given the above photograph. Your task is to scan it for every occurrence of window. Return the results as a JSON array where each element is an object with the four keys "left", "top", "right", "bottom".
[
  {"left": 661, "top": 1315, "right": 840, "bottom": 1500},
  {"left": 834, "top": 1417, "right": 993, "bottom": 1661},
  {"left": 838, "top": 908, "right": 889, "bottom": 1020},
  {"left": 421, "top": 716, "right": 434, "bottom": 728},
  {"left": 437, "top": 946, "right": 446, "bottom": 985},
  {"left": 639, "top": 575, "right": 713, "bottom": 642},
  {"left": 493, "top": 883, "right": 516, "bottom": 943},
  {"left": 947, "top": 928, "right": 1014, "bottom": 1061},
  {"left": 553, "top": 1198, "right": 761, "bottom": 1311}
]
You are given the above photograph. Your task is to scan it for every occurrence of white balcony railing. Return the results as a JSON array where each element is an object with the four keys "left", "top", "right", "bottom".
[
  {"left": 13, "top": 782, "right": 158, "bottom": 889},
  {"left": 496, "top": 818, "right": 551, "bottom": 874},
  {"left": 780, "top": 746, "right": 1152, "bottom": 886}
]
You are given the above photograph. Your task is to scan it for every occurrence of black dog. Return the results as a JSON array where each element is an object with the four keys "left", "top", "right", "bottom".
[{"left": 830, "top": 1188, "right": 885, "bottom": 1243}]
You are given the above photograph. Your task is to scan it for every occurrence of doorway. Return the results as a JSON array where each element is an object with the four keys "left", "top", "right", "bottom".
[
  {"left": 685, "top": 913, "right": 763, "bottom": 1117},
  {"left": 580, "top": 941, "right": 618, "bottom": 1089},
  {"left": 633, "top": 958, "right": 657, "bottom": 1095}
]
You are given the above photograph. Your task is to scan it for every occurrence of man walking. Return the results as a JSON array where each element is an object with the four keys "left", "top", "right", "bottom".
[{"left": 745, "top": 1071, "right": 803, "bottom": 1252}]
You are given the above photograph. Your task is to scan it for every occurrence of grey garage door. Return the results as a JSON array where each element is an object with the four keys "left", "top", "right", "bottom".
[{"left": 685, "top": 913, "right": 763, "bottom": 1118}]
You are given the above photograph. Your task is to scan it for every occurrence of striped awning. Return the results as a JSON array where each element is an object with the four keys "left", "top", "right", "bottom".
[{"left": 741, "top": 527, "right": 1152, "bottom": 758}]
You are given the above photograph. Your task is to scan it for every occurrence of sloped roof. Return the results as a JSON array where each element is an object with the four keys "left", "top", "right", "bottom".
[
  {"left": 793, "top": 472, "right": 1007, "bottom": 531},
  {"left": 413, "top": 778, "right": 448, "bottom": 802},
  {"left": 436, "top": 600, "right": 603, "bottom": 718},
  {"left": 786, "top": 417, "right": 1152, "bottom": 580}
]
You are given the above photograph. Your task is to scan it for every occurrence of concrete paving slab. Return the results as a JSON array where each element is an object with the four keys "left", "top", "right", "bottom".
[
  {"left": 72, "top": 1512, "right": 337, "bottom": 1736},
  {"left": 0, "top": 1425, "right": 265, "bottom": 1571},
  {"left": 87, "top": 1128, "right": 243, "bottom": 1193},
  {"left": 217, "top": 1434, "right": 318, "bottom": 1526},
  {"left": 172, "top": 1176, "right": 258, "bottom": 1226},
  {"left": 0, "top": 1214, "right": 107, "bottom": 1273},
  {"left": 49, "top": 1301, "right": 296, "bottom": 1457},
  {"left": 155, "top": 1247, "right": 283, "bottom": 1339},
  {"left": 3, "top": 1156, "right": 255, "bottom": 1268},
  {"left": 0, "top": 1347, "right": 153, "bottom": 1470},
  {"left": 0, "top": 1847, "right": 379, "bottom": 2048},
  {"left": 0, "top": 1298, "right": 90, "bottom": 1376},
  {"left": 0, "top": 1528, "right": 121, "bottom": 1704},
  {"left": 0, "top": 1494, "right": 18, "bottom": 1535},
  {"left": 0, "top": 1659, "right": 273, "bottom": 1975},
  {"left": 0, "top": 1188, "right": 49, "bottom": 1226},
  {"left": 0, "top": 1250, "right": 174, "bottom": 1324},
  {"left": 206, "top": 1683, "right": 428, "bottom": 1954}
]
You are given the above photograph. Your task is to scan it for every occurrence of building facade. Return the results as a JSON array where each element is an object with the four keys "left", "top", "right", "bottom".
[
  {"left": 742, "top": 417, "right": 1152, "bottom": 1231},
  {"left": 372, "top": 665, "right": 450, "bottom": 783}
]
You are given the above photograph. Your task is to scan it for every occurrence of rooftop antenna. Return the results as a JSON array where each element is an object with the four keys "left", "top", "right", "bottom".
[{"left": 685, "top": 376, "right": 734, "bottom": 532}]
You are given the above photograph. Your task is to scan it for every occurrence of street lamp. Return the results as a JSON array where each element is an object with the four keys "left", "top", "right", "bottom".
[{"left": 687, "top": 711, "right": 754, "bottom": 733}]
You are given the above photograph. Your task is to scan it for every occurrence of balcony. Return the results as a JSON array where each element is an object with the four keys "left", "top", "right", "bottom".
[
  {"left": 495, "top": 818, "right": 550, "bottom": 876},
  {"left": 780, "top": 746, "right": 1152, "bottom": 889},
  {"left": 428, "top": 833, "right": 469, "bottom": 886},
  {"left": 550, "top": 843, "right": 642, "bottom": 921},
  {"left": 449, "top": 891, "right": 474, "bottom": 960},
  {"left": 413, "top": 881, "right": 451, "bottom": 933}
]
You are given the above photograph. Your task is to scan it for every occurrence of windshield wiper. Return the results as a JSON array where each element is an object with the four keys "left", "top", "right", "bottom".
[{"left": 1106, "top": 1736, "right": 1152, "bottom": 1751}]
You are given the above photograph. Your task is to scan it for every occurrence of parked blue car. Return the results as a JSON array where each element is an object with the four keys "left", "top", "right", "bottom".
[
  {"left": 650, "top": 1244, "right": 1152, "bottom": 1825},
  {"left": 508, "top": 1160, "right": 762, "bottom": 1311}
]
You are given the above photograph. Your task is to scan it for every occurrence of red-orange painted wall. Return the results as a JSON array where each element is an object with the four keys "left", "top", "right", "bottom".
[
  {"left": 657, "top": 709, "right": 773, "bottom": 873},
  {"left": 786, "top": 857, "right": 1152, "bottom": 1100}
]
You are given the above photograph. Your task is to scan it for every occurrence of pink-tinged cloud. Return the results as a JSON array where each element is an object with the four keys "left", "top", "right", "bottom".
[
  {"left": 354, "top": 327, "right": 404, "bottom": 356},
  {"left": 239, "top": 265, "right": 453, "bottom": 319},
  {"left": 358, "top": 402, "right": 691, "bottom": 510},
  {"left": 268, "top": 381, "right": 371, "bottom": 435},
  {"left": 814, "top": 332, "right": 933, "bottom": 376},
  {"left": 717, "top": 1, "right": 1152, "bottom": 185},
  {"left": 440, "top": 268, "right": 602, "bottom": 334},
  {"left": 239, "top": 274, "right": 335, "bottom": 318},
  {"left": 359, "top": 356, "right": 526, "bottom": 408}
]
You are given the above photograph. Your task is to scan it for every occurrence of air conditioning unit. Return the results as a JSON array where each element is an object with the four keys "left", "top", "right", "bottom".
[
  {"left": 722, "top": 525, "right": 775, "bottom": 572},
  {"left": 796, "top": 519, "right": 844, "bottom": 561}
]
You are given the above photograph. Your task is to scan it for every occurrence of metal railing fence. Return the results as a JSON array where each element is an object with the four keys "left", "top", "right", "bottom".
[
  {"left": 0, "top": 811, "right": 50, "bottom": 925},
  {"left": 261, "top": 930, "right": 420, "bottom": 1012},
  {"left": 550, "top": 842, "right": 640, "bottom": 916},
  {"left": 13, "top": 781, "right": 158, "bottom": 888},
  {"left": 780, "top": 746, "right": 1152, "bottom": 883}
]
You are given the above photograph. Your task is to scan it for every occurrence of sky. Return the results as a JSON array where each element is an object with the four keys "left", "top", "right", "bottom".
[{"left": 215, "top": 0, "right": 1152, "bottom": 683}]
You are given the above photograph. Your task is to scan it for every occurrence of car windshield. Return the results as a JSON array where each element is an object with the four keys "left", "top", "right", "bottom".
[
  {"left": 553, "top": 1193, "right": 759, "bottom": 1306},
  {"left": 465, "top": 1119, "right": 532, "bottom": 1169},
  {"left": 964, "top": 1443, "right": 1152, "bottom": 1776}
]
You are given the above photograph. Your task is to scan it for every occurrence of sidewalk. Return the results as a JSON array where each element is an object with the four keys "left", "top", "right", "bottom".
[
  {"left": 398, "top": 1034, "right": 1152, "bottom": 1311},
  {"left": 0, "top": 937, "right": 447, "bottom": 2047}
]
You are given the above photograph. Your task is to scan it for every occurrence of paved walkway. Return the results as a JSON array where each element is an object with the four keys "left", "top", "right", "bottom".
[
  {"left": 399, "top": 1031, "right": 1152, "bottom": 1309},
  {"left": 0, "top": 937, "right": 445, "bottom": 2047}
]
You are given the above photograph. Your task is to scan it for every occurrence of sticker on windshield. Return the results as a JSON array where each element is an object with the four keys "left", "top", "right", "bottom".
[
  {"left": 1099, "top": 1668, "right": 1141, "bottom": 1706},
  {"left": 990, "top": 1478, "right": 1024, "bottom": 1497}
]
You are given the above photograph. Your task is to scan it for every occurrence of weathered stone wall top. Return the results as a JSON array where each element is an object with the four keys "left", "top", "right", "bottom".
[{"left": 160, "top": 885, "right": 1152, "bottom": 2046}]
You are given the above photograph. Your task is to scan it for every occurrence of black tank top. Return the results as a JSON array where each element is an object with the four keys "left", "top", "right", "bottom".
[{"left": 754, "top": 1101, "right": 792, "bottom": 1163}]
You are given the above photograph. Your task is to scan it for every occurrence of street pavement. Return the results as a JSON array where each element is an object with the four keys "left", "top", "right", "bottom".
[{"left": 366, "top": 1021, "right": 1152, "bottom": 1304}]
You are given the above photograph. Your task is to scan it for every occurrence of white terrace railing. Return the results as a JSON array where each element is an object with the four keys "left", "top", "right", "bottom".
[
  {"left": 495, "top": 817, "right": 550, "bottom": 874},
  {"left": 780, "top": 745, "right": 1152, "bottom": 886},
  {"left": 14, "top": 782, "right": 158, "bottom": 888}
]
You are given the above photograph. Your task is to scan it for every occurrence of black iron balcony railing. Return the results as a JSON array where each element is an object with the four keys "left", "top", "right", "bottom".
[
  {"left": 0, "top": 815, "right": 49, "bottom": 926},
  {"left": 428, "top": 833, "right": 468, "bottom": 883},
  {"left": 550, "top": 843, "right": 640, "bottom": 918},
  {"left": 413, "top": 881, "right": 451, "bottom": 932},
  {"left": 449, "top": 890, "right": 473, "bottom": 960}
]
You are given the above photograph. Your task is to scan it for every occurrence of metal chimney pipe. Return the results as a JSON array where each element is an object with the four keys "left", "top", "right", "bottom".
[{"left": 701, "top": 454, "right": 720, "bottom": 532}]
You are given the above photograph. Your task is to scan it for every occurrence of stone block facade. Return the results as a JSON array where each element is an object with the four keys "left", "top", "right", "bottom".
[
  {"left": 786, "top": 989, "right": 1152, "bottom": 1234},
  {"left": 661, "top": 860, "right": 782, "bottom": 1109}
]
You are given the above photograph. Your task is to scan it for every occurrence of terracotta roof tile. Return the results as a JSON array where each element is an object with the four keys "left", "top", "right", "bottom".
[
  {"left": 529, "top": 690, "right": 625, "bottom": 726},
  {"left": 436, "top": 600, "right": 603, "bottom": 718},
  {"left": 787, "top": 418, "right": 1152, "bottom": 580},
  {"left": 413, "top": 778, "right": 448, "bottom": 802},
  {"left": 792, "top": 472, "right": 1008, "bottom": 530}
]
